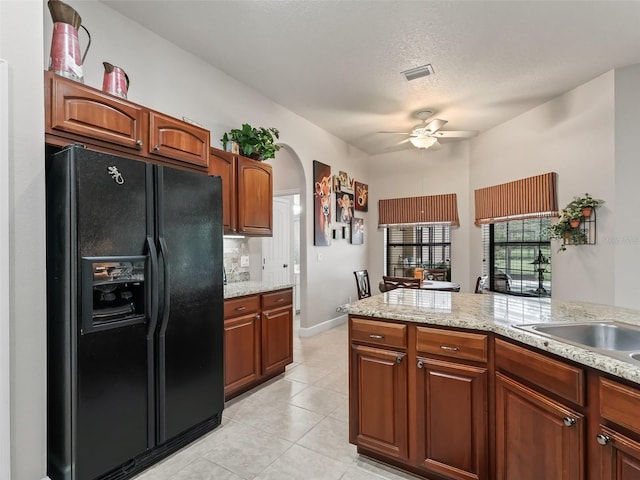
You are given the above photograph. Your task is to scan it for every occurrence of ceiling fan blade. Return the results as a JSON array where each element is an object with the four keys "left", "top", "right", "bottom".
[
  {"left": 378, "top": 131, "right": 411, "bottom": 135},
  {"left": 432, "top": 130, "right": 478, "bottom": 138},
  {"left": 394, "top": 138, "right": 411, "bottom": 146},
  {"left": 424, "top": 118, "right": 448, "bottom": 134}
]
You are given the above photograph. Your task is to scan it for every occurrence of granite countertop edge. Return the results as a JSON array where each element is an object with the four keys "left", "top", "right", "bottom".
[
  {"left": 224, "top": 281, "right": 295, "bottom": 299},
  {"left": 339, "top": 290, "right": 640, "bottom": 385}
]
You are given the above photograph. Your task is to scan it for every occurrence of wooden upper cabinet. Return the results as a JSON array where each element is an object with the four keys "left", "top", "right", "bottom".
[
  {"left": 148, "top": 112, "right": 210, "bottom": 168},
  {"left": 209, "top": 148, "right": 273, "bottom": 236},
  {"left": 237, "top": 156, "right": 273, "bottom": 236},
  {"left": 47, "top": 71, "right": 145, "bottom": 151},
  {"left": 45, "top": 71, "right": 210, "bottom": 172},
  {"left": 208, "top": 149, "right": 236, "bottom": 233}
]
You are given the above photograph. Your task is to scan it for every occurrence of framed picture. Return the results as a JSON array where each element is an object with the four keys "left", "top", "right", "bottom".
[
  {"left": 336, "top": 192, "right": 354, "bottom": 223},
  {"left": 337, "top": 170, "right": 354, "bottom": 194},
  {"left": 354, "top": 181, "right": 368, "bottom": 212},
  {"left": 351, "top": 217, "right": 364, "bottom": 245},
  {"left": 313, "top": 160, "right": 332, "bottom": 246}
]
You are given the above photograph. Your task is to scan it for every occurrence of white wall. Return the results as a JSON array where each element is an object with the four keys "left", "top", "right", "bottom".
[
  {"left": 469, "top": 71, "right": 616, "bottom": 304},
  {"left": 2, "top": 2, "right": 46, "bottom": 479},
  {"left": 613, "top": 64, "right": 640, "bottom": 309},
  {"left": 367, "top": 142, "right": 472, "bottom": 291}
]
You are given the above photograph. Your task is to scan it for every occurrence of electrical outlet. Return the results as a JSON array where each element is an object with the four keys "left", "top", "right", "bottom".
[
  {"left": 317, "top": 253, "right": 324, "bottom": 262},
  {"left": 240, "top": 255, "right": 249, "bottom": 267}
]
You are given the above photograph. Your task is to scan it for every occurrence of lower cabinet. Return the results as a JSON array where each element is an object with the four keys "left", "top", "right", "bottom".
[
  {"left": 417, "top": 358, "right": 488, "bottom": 480},
  {"left": 495, "top": 372, "right": 585, "bottom": 480},
  {"left": 224, "top": 288, "right": 293, "bottom": 400},
  {"left": 350, "top": 343, "right": 408, "bottom": 460},
  {"left": 596, "top": 377, "right": 640, "bottom": 480}
]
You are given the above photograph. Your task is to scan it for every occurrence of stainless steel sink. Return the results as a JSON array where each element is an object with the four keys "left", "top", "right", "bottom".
[{"left": 515, "top": 321, "right": 640, "bottom": 365}]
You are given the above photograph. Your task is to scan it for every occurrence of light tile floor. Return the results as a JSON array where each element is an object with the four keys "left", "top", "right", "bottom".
[{"left": 133, "top": 317, "right": 425, "bottom": 480}]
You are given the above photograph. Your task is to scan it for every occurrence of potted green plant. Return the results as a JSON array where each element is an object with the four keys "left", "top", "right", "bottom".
[
  {"left": 221, "top": 124, "right": 280, "bottom": 161},
  {"left": 571, "top": 193, "right": 604, "bottom": 217},
  {"left": 546, "top": 212, "right": 588, "bottom": 252}
]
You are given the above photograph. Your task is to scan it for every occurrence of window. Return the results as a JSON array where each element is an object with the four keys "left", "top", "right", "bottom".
[
  {"left": 482, "top": 218, "right": 551, "bottom": 296},
  {"left": 385, "top": 224, "right": 451, "bottom": 280}
]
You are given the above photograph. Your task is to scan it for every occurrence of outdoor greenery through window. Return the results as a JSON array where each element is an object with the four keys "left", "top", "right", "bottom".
[
  {"left": 482, "top": 218, "right": 551, "bottom": 297},
  {"left": 385, "top": 225, "right": 451, "bottom": 281}
]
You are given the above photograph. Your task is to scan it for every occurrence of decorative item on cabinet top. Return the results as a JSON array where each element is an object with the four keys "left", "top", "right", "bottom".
[
  {"left": 546, "top": 193, "right": 603, "bottom": 252},
  {"left": 220, "top": 124, "right": 280, "bottom": 161}
]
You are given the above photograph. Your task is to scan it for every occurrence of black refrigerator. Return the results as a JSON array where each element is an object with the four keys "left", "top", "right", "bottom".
[{"left": 46, "top": 146, "right": 224, "bottom": 480}]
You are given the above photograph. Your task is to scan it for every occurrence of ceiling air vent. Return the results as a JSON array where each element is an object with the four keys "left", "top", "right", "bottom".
[{"left": 401, "top": 64, "right": 435, "bottom": 81}]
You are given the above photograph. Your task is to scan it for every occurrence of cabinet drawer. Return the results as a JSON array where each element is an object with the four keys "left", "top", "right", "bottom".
[
  {"left": 224, "top": 295, "right": 260, "bottom": 319},
  {"left": 416, "top": 326, "right": 488, "bottom": 363},
  {"left": 262, "top": 289, "right": 292, "bottom": 310},
  {"left": 600, "top": 377, "right": 640, "bottom": 435},
  {"left": 495, "top": 339, "right": 585, "bottom": 406},
  {"left": 351, "top": 318, "right": 407, "bottom": 349}
]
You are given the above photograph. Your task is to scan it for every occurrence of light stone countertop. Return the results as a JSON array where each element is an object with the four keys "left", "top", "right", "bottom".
[
  {"left": 339, "top": 289, "right": 640, "bottom": 385},
  {"left": 224, "top": 281, "right": 294, "bottom": 300}
]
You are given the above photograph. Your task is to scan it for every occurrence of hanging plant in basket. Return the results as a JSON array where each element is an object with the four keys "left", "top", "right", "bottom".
[
  {"left": 545, "top": 193, "right": 603, "bottom": 252},
  {"left": 221, "top": 124, "right": 280, "bottom": 161}
]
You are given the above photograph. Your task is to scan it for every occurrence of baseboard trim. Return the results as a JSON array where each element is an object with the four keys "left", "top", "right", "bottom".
[{"left": 298, "top": 314, "right": 346, "bottom": 338}]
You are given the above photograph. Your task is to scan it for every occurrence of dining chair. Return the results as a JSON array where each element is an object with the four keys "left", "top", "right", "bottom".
[
  {"left": 382, "top": 275, "right": 422, "bottom": 289},
  {"left": 475, "top": 275, "right": 487, "bottom": 294},
  {"left": 353, "top": 270, "right": 371, "bottom": 300}
]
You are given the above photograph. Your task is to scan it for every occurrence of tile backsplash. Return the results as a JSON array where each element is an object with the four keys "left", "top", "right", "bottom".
[{"left": 223, "top": 237, "right": 251, "bottom": 283}]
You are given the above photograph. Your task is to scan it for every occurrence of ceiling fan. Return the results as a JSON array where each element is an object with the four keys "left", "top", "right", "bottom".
[{"left": 381, "top": 110, "right": 477, "bottom": 149}]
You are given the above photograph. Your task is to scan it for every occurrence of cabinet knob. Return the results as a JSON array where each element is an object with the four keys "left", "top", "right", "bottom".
[
  {"left": 596, "top": 433, "right": 611, "bottom": 446},
  {"left": 264, "top": 312, "right": 270, "bottom": 319},
  {"left": 136, "top": 139, "right": 143, "bottom": 147},
  {"left": 255, "top": 314, "right": 260, "bottom": 320},
  {"left": 396, "top": 354, "right": 403, "bottom": 364},
  {"left": 154, "top": 145, "right": 160, "bottom": 151},
  {"left": 563, "top": 417, "right": 576, "bottom": 427},
  {"left": 417, "top": 360, "right": 424, "bottom": 369}
]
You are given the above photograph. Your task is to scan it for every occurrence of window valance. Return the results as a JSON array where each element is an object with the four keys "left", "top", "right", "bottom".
[
  {"left": 378, "top": 193, "right": 459, "bottom": 227},
  {"left": 474, "top": 172, "right": 558, "bottom": 225}
]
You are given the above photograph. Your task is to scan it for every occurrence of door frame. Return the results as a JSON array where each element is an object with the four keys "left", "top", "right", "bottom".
[{"left": 0, "top": 59, "right": 11, "bottom": 480}]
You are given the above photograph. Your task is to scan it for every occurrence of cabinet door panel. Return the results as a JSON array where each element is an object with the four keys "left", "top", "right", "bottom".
[
  {"left": 149, "top": 112, "right": 210, "bottom": 168},
  {"left": 224, "top": 313, "right": 260, "bottom": 397},
  {"left": 496, "top": 372, "right": 584, "bottom": 480},
  {"left": 417, "top": 357, "right": 488, "bottom": 480},
  {"left": 349, "top": 344, "right": 408, "bottom": 461},
  {"left": 209, "top": 149, "right": 236, "bottom": 233},
  {"left": 261, "top": 306, "right": 293, "bottom": 376},
  {"left": 598, "top": 425, "right": 640, "bottom": 480},
  {"left": 236, "top": 157, "right": 272, "bottom": 235},
  {"left": 49, "top": 73, "right": 144, "bottom": 150}
]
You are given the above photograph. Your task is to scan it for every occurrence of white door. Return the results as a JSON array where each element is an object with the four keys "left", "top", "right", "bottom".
[{"left": 262, "top": 197, "right": 292, "bottom": 285}]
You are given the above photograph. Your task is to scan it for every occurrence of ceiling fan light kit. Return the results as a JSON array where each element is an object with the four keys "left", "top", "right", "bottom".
[{"left": 409, "top": 136, "right": 438, "bottom": 149}]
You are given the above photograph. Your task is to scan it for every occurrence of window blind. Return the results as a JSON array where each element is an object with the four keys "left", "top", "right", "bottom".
[
  {"left": 378, "top": 193, "right": 459, "bottom": 227},
  {"left": 474, "top": 172, "right": 558, "bottom": 225}
]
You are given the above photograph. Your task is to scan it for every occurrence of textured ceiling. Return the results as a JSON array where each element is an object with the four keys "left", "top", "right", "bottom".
[{"left": 101, "top": 0, "right": 640, "bottom": 155}]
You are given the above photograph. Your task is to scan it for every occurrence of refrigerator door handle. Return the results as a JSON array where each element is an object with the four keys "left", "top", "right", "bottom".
[
  {"left": 158, "top": 235, "right": 170, "bottom": 335},
  {"left": 146, "top": 235, "right": 159, "bottom": 335}
]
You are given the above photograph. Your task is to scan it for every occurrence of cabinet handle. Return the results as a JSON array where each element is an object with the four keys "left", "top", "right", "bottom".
[
  {"left": 417, "top": 360, "right": 424, "bottom": 369},
  {"left": 235, "top": 306, "right": 246, "bottom": 311},
  {"left": 596, "top": 433, "right": 611, "bottom": 446},
  {"left": 276, "top": 298, "right": 284, "bottom": 303},
  {"left": 154, "top": 145, "right": 160, "bottom": 151},
  {"left": 440, "top": 345, "right": 460, "bottom": 352},
  {"left": 396, "top": 354, "right": 403, "bottom": 364},
  {"left": 369, "top": 334, "right": 384, "bottom": 339},
  {"left": 136, "top": 139, "right": 143, "bottom": 147},
  {"left": 563, "top": 417, "right": 576, "bottom": 427}
]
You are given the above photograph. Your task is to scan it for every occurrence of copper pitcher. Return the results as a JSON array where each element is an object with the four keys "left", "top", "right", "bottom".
[
  {"left": 102, "top": 62, "right": 129, "bottom": 99},
  {"left": 47, "top": 0, "right": 91, "bottom": 82}
]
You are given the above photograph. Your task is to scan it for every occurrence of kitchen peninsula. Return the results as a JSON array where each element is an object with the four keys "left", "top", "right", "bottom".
[
  {"left": 343, "top": 290, "right": 640, "bottom": 480},
  {"left": 223, "top": 281, "right": 294, "bottom": 400}
]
